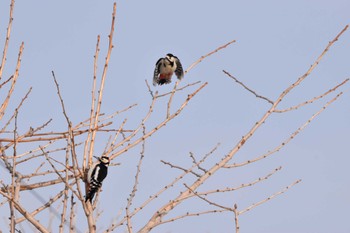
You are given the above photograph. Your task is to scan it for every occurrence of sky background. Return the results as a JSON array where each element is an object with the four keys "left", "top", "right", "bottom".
[{"left": 0, "top": 0, "right": 349, "bottom": 232}]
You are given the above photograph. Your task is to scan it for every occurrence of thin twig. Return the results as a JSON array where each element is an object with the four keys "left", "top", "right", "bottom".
[
  {"left": 126, "top": 125, "right": 146, "bottom": 233},
  {"left": 0, "top": 0, "right": 15, "bottom": 79},
  {"left": 157, "top": 81, "right": 201, "bottom": 98},
  {"left": 188, "top": 152, "right": 208, "bottom": 173},
  {"left": 1, "top": 87, "right": 32, "bottom": 133},
  {"left": 0, "top": 75, "right": 14, "bottom": 89},
  {"left": 159, "top": 209, "right": 229, "bottom": 226},
  {"left": 185, "top": 39, "right": 236, "bottom": 73},
  {"left": 184, "top": 184, "right": 233, "bottom": 211},
  {"left": 144, "top": 79, "right": 154, "bottom": 98},
  {"left": 223, "top": 70, "right": 274, "bottom": 104},
  {"left": 0, "top": 42, "right": 24, "bottom": 121},
  {"left": 194, "top": 166, "right": 282, "bottom": 197},
  {"left": 238, "top": 179, "right": 302, "bottom": 215},
  {"left": 166, "top": 80, "right": 179, "bottom": 118},
  {"left": 51, "top": 71, "right": 71, "bottom": 124},
  {"left": 274, "top": 78, "right": 349, "bottom": 112},
  {"left": 103, "top": 119, "right": 127, "bottom": 157},
  {"left": 161, "top": 160, "right": 201, "bottom": 177}
]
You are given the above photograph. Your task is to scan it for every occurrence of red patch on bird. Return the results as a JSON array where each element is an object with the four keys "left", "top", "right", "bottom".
[{"left": 159, "top": 73, "right": 172, "bottom": 80}]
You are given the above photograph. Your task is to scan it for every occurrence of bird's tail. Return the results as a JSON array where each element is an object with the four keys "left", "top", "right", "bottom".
[{"left": 85, "top": 187, "right": 99, "bottom": 203}]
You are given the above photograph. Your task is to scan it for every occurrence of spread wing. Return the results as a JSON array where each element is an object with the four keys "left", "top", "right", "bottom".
[
  {"left": 153, "top": 58, "right": 163, "bottom": 86},
  {"left": 174, "top": 57, "right": 184, "bottom": 80}
]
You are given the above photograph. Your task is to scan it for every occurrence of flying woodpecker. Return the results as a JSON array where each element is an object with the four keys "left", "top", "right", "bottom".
[
  {"left": 153, "top": 53, "right": 184, "bottom": 86},
  {"left": 85, "top": 156, "right": 110, "bottom": 203}
]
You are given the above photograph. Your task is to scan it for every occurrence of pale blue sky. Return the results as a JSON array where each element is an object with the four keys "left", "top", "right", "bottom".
[{"left": 1, "top": 0, "right": 349, "bottom": 232}]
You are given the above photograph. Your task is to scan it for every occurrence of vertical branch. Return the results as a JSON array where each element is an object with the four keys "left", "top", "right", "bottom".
[
  {"left": 82, "top": 5, "right": 117, "bottom": 233},
  {"left": 59, "top": 140, "right": 70, "bottom": 233},
  {"left": 87, "top": 3, "right": 116, "bottom": 166},
  {"left": 0, "top": 42, "right": 24, "bottom": 121},
  {"left": 69, "top": 195, "right": 76, "bottom": 233},
  {"left": 166, "top": 80, "right": 179, "bottom": 118},
  {"left": 233, "top": 204, "right": 239, "bottom": 233},
  {"left": 51, "top": 71, "right": 83, "bottom": 175},
  {"left": 126, "top": 124, "right": 146, "bottom": 233},
  {"left": 0, "top": 0, "right": 15, "bottom": 79},
  {"left": 85, "top": 209, "right": 96, "bottom": 233},
  {"left": 51, "top": 72, "right": 86, "bottom": 233},
  {"left": 51, "top": 71, "right": 86, "bottom": 233},
  {"left": 84, "top": 35, "right": 100, "bottom": 170},
  {"left": 69, "top": 132, "right": 84, "bottom": 199},
  {"left": 9, "top": 109, "right": 18, "bottom": 233}
]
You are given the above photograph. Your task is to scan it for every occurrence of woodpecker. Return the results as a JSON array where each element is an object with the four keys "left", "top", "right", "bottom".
[
  {"left": 85, "top": 156, "right": 110, "bottom": 203},
  {"left": 153, "top": 53, "right": 184, "bottom": 86}
]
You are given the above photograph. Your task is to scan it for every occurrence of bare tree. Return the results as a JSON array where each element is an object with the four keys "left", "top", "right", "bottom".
[{"left": 0, "top": 1, "right": 348, "bottom": 232}]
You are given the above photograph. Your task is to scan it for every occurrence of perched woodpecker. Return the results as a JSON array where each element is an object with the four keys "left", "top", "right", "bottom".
[
  {"left": 153, "top": 53, "right": 184, "bottom": 86},
  {"left": 85, "top": 156, "right": 110, "bottom": 203}
]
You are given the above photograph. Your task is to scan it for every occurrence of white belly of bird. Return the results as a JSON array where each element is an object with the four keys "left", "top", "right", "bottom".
[{"left": 160, "top": 64, "right": 176, "bottom": 74}]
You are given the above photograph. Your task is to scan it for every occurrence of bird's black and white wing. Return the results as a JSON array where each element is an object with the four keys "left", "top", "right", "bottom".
[
  {"left": 153, "top": 58, "right": 163, "bottom": 86},
  {"left": 85, "top": 158, "right": 109, "bottom": 203},
  {"left": 85, "top": 162, "right": 100, "bottom": 203},
  {"left": 174, "top": 56, "right": 184, "bottom": 80}
]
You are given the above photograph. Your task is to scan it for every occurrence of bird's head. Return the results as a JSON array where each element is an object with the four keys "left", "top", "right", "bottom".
[
  {"left": 166, "top": 53, "right": 176, "bottom": 62},
  {"left": 98, "top": 156, "right": 110, "bottom": 165}
]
